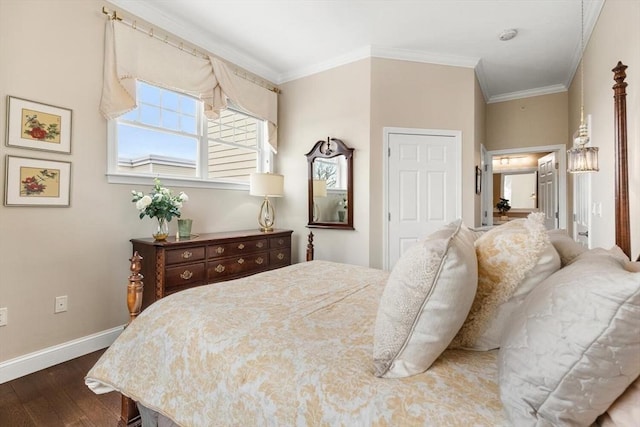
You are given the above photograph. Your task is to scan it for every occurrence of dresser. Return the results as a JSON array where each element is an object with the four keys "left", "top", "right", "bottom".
[{"left": 131, "top": 229, "right": 292, "bottom": 310}]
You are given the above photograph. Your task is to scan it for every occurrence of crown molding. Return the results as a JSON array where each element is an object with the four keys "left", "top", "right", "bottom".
[
  {"left": 487, "top": 84, "right": 568, "bottom": 104},
  {"left": 276, "top": 46, "right": 373, "bottom": 83}
]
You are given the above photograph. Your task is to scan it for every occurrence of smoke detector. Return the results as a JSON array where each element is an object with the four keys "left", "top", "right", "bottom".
[{"left": 499, "top": 29, "right": 518, "bottom": 41}]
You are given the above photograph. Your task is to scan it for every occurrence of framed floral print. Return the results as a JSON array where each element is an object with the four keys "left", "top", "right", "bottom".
[
  {"left": 5, "top": 96, "right": 72, "bottom": 154},
  {"left": 4, "top": 156, "right": 71, "bottom": 207}
]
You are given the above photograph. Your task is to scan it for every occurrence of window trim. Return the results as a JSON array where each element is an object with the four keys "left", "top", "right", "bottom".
[{"left": 106, "top": 84, "right": 273, "bottom": 190}]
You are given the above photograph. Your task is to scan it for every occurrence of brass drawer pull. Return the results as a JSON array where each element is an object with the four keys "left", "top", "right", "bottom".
[
  {"left": 256, "top": 242, "right": 264, "bottom": 249},
  {"left": 238, "top": 258, "right": 245, "bottom": 264},
  {"left": 238, "top": 243, "right": 245, "bottom": 250},
  {"left": 180, "top": 270, "right": 193, "bottom": 280},
  {"left": 181, "top": 250, "right": 193, "bottom": 259},
  {"left": 255, "top": 257, "right": 264, "bottom": 265},
  {"left": 216, "top": 247, "right": 225, "bottom": 254},
  {"left": 277, "top": 253, "right": 285, "bottom": 260},
  {"left": 214, "top": 264, "right": 225, "bottom": 273},
  {"left": 278, "top": 239, "right": 284, "bottom": 245}
]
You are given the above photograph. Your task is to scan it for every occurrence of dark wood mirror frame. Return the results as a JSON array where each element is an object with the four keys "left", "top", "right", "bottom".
[{"left": 305, "top": 137, "right": 354, "bottom": 230}]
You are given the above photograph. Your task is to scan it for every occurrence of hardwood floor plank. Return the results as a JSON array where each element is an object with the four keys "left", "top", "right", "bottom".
[
  {"left": 0, "top": 382, "right": 36, "bottom": 427},
  {"left": 0, "top": 349, "right": 121, "bottom": 427}
]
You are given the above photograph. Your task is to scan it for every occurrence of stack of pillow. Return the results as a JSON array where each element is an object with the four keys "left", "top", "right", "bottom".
[{"left": 373, "top": 214, "right": 640, "bottom": 426}]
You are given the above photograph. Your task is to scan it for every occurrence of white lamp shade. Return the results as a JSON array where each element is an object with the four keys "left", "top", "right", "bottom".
[
  {"left": 250, "top": 173, "right": 284, "bottom": 197},
  {"left": 312, "top": 179, "right": 327, "bottom": 197}
]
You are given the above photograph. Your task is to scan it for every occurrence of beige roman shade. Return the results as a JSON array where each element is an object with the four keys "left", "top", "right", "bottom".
[{"left": 100, "top": 20, "right": 278, "bottom": 151}]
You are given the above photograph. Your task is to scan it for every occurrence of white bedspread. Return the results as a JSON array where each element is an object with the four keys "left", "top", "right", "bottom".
[{"left": 86, "top": 261, "right": 507, "bottom": 426}]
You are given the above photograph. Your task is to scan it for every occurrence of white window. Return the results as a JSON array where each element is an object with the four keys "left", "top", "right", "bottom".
[{"left": 108, "top": 81, "right": 271, "bottom": 187}]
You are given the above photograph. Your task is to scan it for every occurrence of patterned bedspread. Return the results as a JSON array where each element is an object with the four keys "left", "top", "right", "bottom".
[{"left": 86, "top": 261, "right": 507, "bottom": 426}]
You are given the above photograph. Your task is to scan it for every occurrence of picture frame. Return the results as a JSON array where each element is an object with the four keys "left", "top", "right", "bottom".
[
  {"left": 6, "top": 96, "right": 72, "bottom": 154},
  {"left": 5, "top": 155, "right": 71, "bottom": 207},
  {"left": 475, "top": 165, "right": 482, "bottom": 194}
]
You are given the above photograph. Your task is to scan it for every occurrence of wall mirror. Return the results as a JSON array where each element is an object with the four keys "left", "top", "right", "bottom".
[
  {"left": 493, "top": 170, "right": 538, "bottom": 210},
  {"left": 306, "top": 137, "right": 354, "bottom": 229}
]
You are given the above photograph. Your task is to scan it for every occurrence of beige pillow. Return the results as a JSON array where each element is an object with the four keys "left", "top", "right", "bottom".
[
  {"left": 499, "top": 248, "right": 640, "bottom": 426},
  {"left": 373, "top": 220, "right": 477, "bottom": 378},
  {"left": 450, "top": 212, "right": 560, "bottom": 350},
  {"left": 598, "top": 376, "right": 640, "bottom": 427},
  {"left": 547, "top": 228, "right": 587, "bottom": 266}
]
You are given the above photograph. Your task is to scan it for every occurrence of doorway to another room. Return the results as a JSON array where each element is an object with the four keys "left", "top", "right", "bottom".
[{"left": 483, "top": 144, "right": 567, "bottom": 230}]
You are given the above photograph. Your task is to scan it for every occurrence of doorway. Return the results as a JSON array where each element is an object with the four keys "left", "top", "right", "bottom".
[
  {"left": 383, "top": 127, "right": 462, "bottom": 270},
  {"left": 483, "top": 144, "right": 567, "bottom": 229}
]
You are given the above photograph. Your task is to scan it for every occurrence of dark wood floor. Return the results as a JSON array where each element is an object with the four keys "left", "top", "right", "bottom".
[{"left": 0, "top": 349, "right": 121, "bottom": 426}]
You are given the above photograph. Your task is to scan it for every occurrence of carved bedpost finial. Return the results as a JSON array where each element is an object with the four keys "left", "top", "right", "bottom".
[
  {"left": 306, "top": 231, "right": 314, "bottom": 261},
  {"left": 126, "top": 251, "right": 144, "bottom": 325}
]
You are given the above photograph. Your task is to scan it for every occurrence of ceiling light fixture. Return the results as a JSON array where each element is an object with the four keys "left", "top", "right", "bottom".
[
  {"left": 568, "top": 0, "right": 599, "bottom": 173},
  {"left": 498, "top": 29, "right": 518, "bottom": 41}
]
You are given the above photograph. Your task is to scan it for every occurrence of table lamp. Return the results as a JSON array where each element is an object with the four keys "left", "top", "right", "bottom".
[
  {"left": 249, "top": 173, "right": 284, "bottom": 232},
  {"left": 312, "top": 179, "right": 327, "bottom": 221}
]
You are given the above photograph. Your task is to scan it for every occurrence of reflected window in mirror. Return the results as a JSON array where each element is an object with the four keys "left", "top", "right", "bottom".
[{"left": 306, "top": 138, "right": 354, "bottom": 229}]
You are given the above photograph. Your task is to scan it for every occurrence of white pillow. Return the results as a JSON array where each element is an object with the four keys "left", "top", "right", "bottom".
[
  {"left": 499, "top": 247, "right": 640, "bottom": 426},
  {"left": 547, "top": 228, "right": 587, "bottom": 266},
  {"left": 451, "top": 213, "right": 560, "bottom": 350},
  {"left": 373, "top": 220, "right": 477, "bottom": 378}
]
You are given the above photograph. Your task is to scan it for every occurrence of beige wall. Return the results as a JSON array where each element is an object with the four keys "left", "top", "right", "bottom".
[
  {"left": 279, "top": 58, "right": 482, "bottom": 269},
  {"left": 277, "top": 59, "right": 372, "bottom": 266},
  {"left": 0, "top": 0, "right": 262, "bottom": 363},
  {"left": 368, "top": 58, "right": 480, "bottom": 268},
  {"left": 486, "top": 92, "right": 569, "bottom": 151},
  {"left": 570, "top": 0, "right": 640, "bottom": 256}
]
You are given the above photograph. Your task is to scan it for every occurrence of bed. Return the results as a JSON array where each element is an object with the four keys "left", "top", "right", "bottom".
[{"left": 86, "top": 63, "right": 638, "bottom": 427}]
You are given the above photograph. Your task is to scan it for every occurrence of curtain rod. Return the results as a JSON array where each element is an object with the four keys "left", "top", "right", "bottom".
[{"left": 101, "top": 6, "right": 281, "bottom": 94}]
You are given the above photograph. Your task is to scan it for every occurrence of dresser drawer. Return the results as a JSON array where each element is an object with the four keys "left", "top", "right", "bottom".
[
  {"left": 208, "top": 252, "right": 269, "bottom": 280},
  {"left": 165, "top": 246, "right": 206, "bottom": 265},
  {"left": 165, "top": 262, "right": 206, "bottom": 290},
  {"left": 269, "top": 235, "right": 290, "bottom": 249},
  {"left": 207, "top": 238, "right": 268, "bottom": 259},
  {"left": 270, "top": 248, "right": 290, "bottom": 267}
]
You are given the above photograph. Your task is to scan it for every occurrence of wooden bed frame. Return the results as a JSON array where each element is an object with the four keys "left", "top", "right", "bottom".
[{"left": 117, "top": 62, "right": 633, "bottom": 427}]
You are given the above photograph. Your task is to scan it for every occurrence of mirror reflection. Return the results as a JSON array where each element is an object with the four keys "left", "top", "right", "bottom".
[{"left": 306, "top": 137, "right": 354, "bottom": 229}]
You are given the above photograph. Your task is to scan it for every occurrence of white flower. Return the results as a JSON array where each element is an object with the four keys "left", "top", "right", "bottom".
[
  {"left": 136, "top": 195, "right": 152, "bottom": 210},
  {"left": 179, "top": 192, "right": 189, "bottom": 202}
]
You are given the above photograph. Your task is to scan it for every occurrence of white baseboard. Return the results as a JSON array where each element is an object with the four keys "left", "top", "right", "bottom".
[{"left": 0, "top": 325, "right": 124, "bottom": 384}]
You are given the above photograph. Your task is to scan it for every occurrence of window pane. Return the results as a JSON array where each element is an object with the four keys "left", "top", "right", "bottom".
[
  {"left": 139, "top": 82, "right": 161, "bottom": 104},
  {"left": 139, "top": 104, "right": 161, "bottom": 127},
  {"left": 181, "top": 98, "right": 196, "bottom": 116},
  {"left": 162, "top": 91, "right": 179, "bottom": 111},
  {"left": 117, "top": 123, "right": 197, "bottom": 177},
  {"left": 162, "top": 110, "right": 179, "bottom": 131},
  {"left": 208, "top": 141, "right": 257, "bottom": 182},
  {"left": 206, "top": 109, "right": 258, "bottom": 148},
  {"left": 181, "top": 115, "right": 197, "bottom": 134}
]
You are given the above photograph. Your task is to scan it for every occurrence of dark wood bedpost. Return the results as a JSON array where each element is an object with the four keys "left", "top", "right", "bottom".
[
  {"left": 121, "top": 251, "right": 143, "bottom": 427},
  {"left": 612, "top": 61, "right": 632, "bottom": 259},
  {"left": 306, "top": 231, "right": 314, "bottom": 261}
]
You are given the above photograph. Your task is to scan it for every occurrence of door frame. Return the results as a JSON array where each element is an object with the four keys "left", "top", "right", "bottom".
[
  {"left": 484, "top": 144, "right": 567, "bottom": 229},
  {"left": 382, "top": 127, "right": 462, "bottom": 270}
]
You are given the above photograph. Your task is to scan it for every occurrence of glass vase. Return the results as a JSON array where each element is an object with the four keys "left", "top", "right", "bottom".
[{"left": 152, "top": 217, "right": 169, "bottom": 241}]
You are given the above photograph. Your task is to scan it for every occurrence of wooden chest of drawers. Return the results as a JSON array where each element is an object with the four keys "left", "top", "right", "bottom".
[{"left": 131, "top": 229, "right": 292, "bottom": 310}]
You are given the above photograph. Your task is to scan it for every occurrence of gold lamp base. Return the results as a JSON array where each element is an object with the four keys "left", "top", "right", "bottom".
[{"left": 258, "top": 197, "right": 276, "bottom": 233}]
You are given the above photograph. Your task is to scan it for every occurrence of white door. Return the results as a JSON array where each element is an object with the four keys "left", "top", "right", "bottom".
[
  {"left": 386, "top": 130, "right": 461, "bottom": 269},
  {"left": 573, "top": 173, "right": 591, "bottom": 248},
  {"left": 537, "top": 153, "right": 558, "bottom": 230}
]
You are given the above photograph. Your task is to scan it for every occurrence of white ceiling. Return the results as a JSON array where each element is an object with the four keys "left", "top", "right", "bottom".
[{"left": 108, "top": 0, "right": 604, "bottom": 103}]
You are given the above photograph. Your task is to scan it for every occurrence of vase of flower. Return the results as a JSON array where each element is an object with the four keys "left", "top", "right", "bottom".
[
  {"left": 153, "top": 217, "right": 170, "bottom": 241},
  {"left": 131, "top": 178, "right": 188, "bottom": 240}
]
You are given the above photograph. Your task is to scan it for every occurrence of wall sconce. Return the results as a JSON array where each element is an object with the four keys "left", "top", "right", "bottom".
[{"left": 249, "top": 173, "right": 284, "bottom": 232}]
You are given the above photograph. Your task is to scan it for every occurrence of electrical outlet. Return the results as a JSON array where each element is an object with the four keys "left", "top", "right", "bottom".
[
  {"left": 55, "top": 296, "right": 68, "bottom": 313},
  {"left": 0, "top": 307, "right": 7, "bottom": 326}
]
